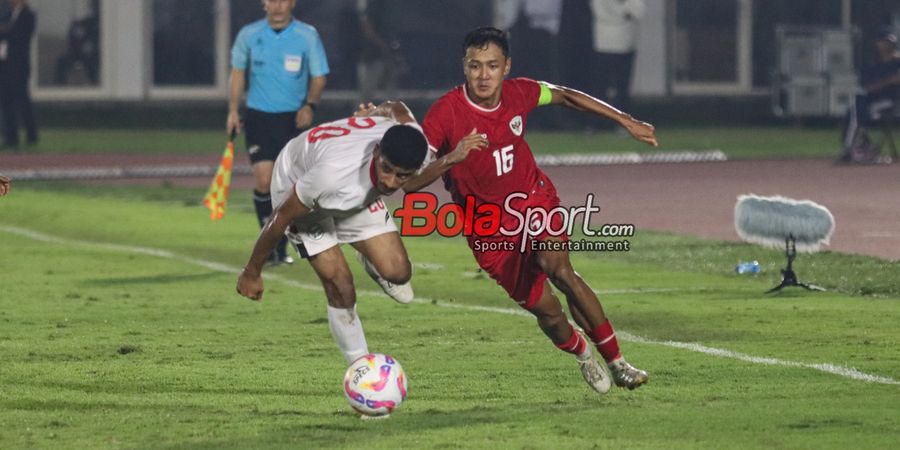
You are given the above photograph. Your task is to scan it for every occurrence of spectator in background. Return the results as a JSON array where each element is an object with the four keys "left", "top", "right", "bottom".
[
  {"left": 355, "top": 0, "right": 406, "bottom": 103},
  {"left": 54, "top": 0, "right": 99, "bottom": 85},
  {"left": 0, "top": 174, "right": 9, "bottom": 196},
  {"left": 558, "top": 0, "right": 594, "bottom": 130},
  {"left": 495, "top": 0, "right": 562, "bottom": 83},
  {"left": 839, "top": 28, "right": 900, "bottom": 163},
  {"left": 496, "top": 0, "right": 564, "bottom": 129},
  {"left": 227, "top": 0, "right": 329, "bottom": 265},
  {"left": 0, "top": 0, "right": 37, "bottom": 150},
  {"left": 589, "top": 0, "right": 644, "bottom": 129}
]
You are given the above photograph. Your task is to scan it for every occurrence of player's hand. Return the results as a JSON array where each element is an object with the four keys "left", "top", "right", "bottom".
[
  {"left": 446, "top": 128, "right": 489, "bottom": 165},
  {"left": 354, "top": 102, "right": 377, "bottom": 117},
  {"left": 623, "top": 118, "right": 658, "bottom": 147},
  {"left": 226, "top": 111, "right": 241, "bottom": 137},
  {"left": 236, "top": 269, "right": 264, "bottom": 301},
  {"left": 296, "top": 106, "right": 314, "bottom": 130},
  {"left": 0, "top": 175, "right": 9, "bottom": 196}
]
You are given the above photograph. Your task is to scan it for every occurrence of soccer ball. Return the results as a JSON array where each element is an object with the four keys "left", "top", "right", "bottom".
[{"left": 343, "top": 353, "right": 408, "bottom": 417}]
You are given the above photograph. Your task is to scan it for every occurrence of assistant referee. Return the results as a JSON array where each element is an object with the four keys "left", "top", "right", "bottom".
[{"left": 227, "top": 0, "right": 329, "bottom": 265}]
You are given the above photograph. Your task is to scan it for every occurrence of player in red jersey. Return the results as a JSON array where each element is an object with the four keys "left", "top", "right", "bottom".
[{"left": 404, "top": 27, "right": 658, "bottom": 393}]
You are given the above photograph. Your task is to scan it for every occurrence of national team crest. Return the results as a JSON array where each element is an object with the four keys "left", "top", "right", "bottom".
[{"left": 509, "top": 115, "right": 523, "bottom": 136}]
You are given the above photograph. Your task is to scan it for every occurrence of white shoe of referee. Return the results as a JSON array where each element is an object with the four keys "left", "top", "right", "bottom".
[{"left": 356, "top": 251, "right": 414, "bottom": 304}]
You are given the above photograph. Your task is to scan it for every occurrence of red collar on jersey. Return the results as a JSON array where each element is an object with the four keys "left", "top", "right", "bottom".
[{"left": 369, "top": 155, "right": 378, "bottom": 187}]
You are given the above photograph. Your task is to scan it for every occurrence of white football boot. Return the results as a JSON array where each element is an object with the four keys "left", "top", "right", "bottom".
[
  {"left": 608, "top": 358, "right": 649, "bottom": 390},
  {"left": 577, "top": 353, "right": 612, "bottom": 394},
  {"left": 356, "top": 251, "right": 414, "bottom": 304}
]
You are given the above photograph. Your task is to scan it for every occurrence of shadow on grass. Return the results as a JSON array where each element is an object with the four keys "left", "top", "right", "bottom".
[
  {"left": 83, "top": 272, "right": 222, "bottom": 286},
  {"left": 155, "top": 402, "right": 605, "bottom": 450}
]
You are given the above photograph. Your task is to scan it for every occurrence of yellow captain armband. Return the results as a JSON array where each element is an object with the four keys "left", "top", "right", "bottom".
[{"left": 537, "top": 82, "right": 553, "bottom": 106}]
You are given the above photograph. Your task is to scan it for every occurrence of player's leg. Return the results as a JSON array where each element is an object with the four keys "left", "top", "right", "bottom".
[
  {"left": 20, "top": 77, "right": 38, "bottom": 145},
  {"left": 473, "top": 240, "right": 609, "bottom": 393},
  {"left": 0, "top": 79, "right": 19, "bottom": 147},
  {"left": 350, "top": 231, "right": 412, "bottom": 285},
  {"left": 535, "top": 239, "right": 648, "bottom": 389},
  {"left": 288, "top": 216, "right": 368, "bottom": 365},
  {"left": 247, "top": 109, "right": 293, "bottom": 264},
  {"left": 251, "top": 160, "right": 290, "bottom": 264},
  {"left": 524, "top": 280, "right": 573, "bottom": 347},
  {"left": 523, "top": 280, "right": 611, "bottom": 394},
  {"left": 340, "top": 201, "right": 414, "bottom": 303},
  {"left": 306, "top": 246, "right": 369, "bottom": 365}
]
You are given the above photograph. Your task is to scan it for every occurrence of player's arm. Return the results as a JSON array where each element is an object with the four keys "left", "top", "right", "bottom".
[
  {"left": 227, "top": 68, "right": 246, "bottom": 136},
  {"left": 402, "top": 129, "right": 488, "bottom": 192},
  {"left": 545, "top": 83, "right": 658, "bottom": 147},
  {"left": 236, "top": 193, "right": 311, "bottom": 301},
  {"left": 863, "top": 71, "right": 900, "bottom": 93},
  {"left": 354, "top": 100, "right": 417, "bottom": 124},
  {"left": 297, "top": 75, "right": 327, "bottom": 129}
]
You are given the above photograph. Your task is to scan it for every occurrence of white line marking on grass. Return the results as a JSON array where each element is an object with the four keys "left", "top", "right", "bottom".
[
  {"left": 594, "top": 288, "right": 682, "bottom": 295},
  {"left": 2, "top": 224, "right": 897, "bottom": 386},
  {"left": 534, "top": 150, "right": 727, "bottom": 166},
  {"left": 620, "top": 334, "right": 900, "bottom": 385}
]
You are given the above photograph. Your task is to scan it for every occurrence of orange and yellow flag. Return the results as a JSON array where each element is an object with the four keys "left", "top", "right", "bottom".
[{"left": 202, "top": 140, "right": 234, "bottom": 220}]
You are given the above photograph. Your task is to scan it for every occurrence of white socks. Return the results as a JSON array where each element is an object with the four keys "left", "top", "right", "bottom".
[{"left": 327, "top": 304, "right": 369, "bottom": 364}]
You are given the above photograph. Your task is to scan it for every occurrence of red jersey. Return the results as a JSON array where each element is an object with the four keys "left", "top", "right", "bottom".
[
  {"left": 422, "top": 78, "right": 547, "bottom": 208},
  {"left": 422, "top": 78, "right": 562, "bottom": 309}
]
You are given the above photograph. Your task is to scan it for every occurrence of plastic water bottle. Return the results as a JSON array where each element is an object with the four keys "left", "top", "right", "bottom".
[{"left": 735, "top": 261, "right": 761, "bottom": 274}]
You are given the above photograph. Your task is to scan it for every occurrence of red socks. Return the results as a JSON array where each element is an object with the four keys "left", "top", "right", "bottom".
[
  {"left": 554, "top": 324, "right": 588, "bottom": 356},
  {"left": 554, "top": 320, "right": 622, "bottom": 363},
  {"left": 588, "top": 319, "right": 621, "bottom": 363}
]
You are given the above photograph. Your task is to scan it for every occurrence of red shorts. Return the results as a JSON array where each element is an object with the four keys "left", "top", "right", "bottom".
[{"left": 466, "top": 174, "right": 567, "bottom": 310}]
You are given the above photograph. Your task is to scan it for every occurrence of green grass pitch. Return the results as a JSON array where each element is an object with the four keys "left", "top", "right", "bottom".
[
  {"left": 0, "top": 184, "right": 898, "bottom": 449},
  {"left": 32, "top": 126, "right": 842, "bottom": 160}
]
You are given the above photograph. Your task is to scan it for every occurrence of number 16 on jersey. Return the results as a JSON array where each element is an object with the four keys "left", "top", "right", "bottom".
[{"left": 492, "top": 145, "right": 514, "bottom": 176}]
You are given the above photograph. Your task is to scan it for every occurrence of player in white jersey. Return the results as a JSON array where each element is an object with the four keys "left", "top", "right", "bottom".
[{"left": 236, "top": 101, "right": 428, "bottom": 364}]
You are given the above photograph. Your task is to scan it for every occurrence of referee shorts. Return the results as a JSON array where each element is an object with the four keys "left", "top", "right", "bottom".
[{"left": 244, "top": 108, "right": 300, "bottom": 164}]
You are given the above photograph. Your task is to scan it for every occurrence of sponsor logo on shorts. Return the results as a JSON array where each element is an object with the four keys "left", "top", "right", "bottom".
[
  {"left": 393, "top": 192, "right": 634, "bottom": 253},
  {"left": 308, "top": 224, "right": 324, "bottom": 240},
  {"left": 248, "top": 144, "right": 261, "bottom": 155}
]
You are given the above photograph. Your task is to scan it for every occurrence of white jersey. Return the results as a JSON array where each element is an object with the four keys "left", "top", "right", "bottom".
[
  {"left": 590, "top": 0, "right": 645, "bottom": 53},
  {"left": 271, "top": 115, "right": 422, "bottom": 219}
]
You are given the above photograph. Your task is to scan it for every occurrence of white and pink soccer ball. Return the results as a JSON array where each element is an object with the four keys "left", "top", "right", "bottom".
[{"left": 343, "top": 353, "right": 408, "bottom": 417}]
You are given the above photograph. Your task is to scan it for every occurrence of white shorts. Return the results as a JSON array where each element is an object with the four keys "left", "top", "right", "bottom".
[{"left": 285, "top": 199, "right": 397, "bottom": 257}]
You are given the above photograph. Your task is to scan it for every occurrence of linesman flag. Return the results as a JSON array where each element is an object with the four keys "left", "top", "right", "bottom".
[{"left": 203, "top": 138, "right": 234, "bottom": 220}]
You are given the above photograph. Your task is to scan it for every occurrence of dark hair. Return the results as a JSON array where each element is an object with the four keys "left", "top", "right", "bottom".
[
  {"left": 876, "top": 27, "right": 898, "bottom": 45},
  {"left": 463, "top": 27, "right": 509, "bottom": 57},
  {"left": 380, "top": 125, "right": 427, "bottom": 170}
]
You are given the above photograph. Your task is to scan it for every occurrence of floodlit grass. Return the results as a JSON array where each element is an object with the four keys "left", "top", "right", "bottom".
[
  {"left": 29, "top": 126, "right": 842, "bottom": 159},
  {"left": 1, "top": 185, "right": 897, "bottom": 449},
  {"left": 30, "top": 129, "right": 230, "bottom": 155},
  {"left": 526, "top": 126, "right": 841, "bottom": 159}
]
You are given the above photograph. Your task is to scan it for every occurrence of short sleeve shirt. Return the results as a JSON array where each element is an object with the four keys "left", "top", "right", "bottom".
[
  {"left": 862, "top": 57, "right": 900, "bottom": 101},
  {"left": 231, "top": 18, "right": 330, "bottom": 113},
  {"left": 271, "top": 116, "right": 423, "bottom": 218},
  {"left": 421, "top": 78, "right": 545, "bottom": 207}
]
